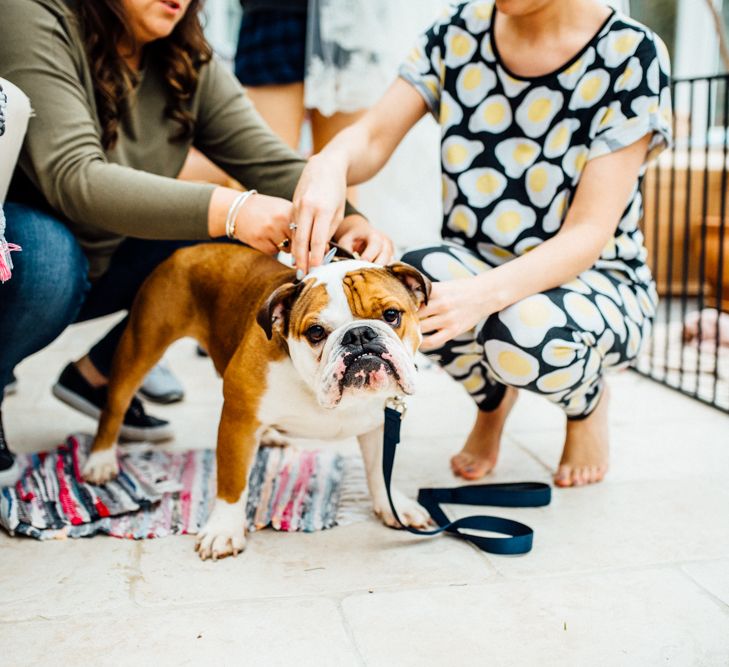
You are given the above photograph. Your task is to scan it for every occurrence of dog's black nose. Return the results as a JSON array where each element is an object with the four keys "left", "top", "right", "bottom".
[{"left": 341, "top": 325, "right": 377, "bottom": 348}]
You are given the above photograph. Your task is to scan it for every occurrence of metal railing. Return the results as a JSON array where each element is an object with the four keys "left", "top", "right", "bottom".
[{"left": 635, "top": 73, "right": 729, "bottom": 414}]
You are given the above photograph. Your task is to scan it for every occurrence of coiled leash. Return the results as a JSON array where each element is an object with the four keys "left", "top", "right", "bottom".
[{"left": 382, "top": 397, "right": 551, "bottom": 555}]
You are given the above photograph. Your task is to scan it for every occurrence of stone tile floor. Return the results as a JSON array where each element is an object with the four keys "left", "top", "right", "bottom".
[{"left": 2, "top": 315, "right": 729, "bottom": 666}]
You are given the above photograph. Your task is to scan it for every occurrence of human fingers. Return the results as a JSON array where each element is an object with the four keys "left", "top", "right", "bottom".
[
  {"left": 419, "top": 328, "right": 452, "bottom": 351},
  {"left": 292, "top": 202, "right": 314, "bottom": 273},
  {"left": 417, "top": 299, "right": 444, "bottom": 321},
  {"left": 358, "top": 232, "right": 383, "bottom": 263},
  {"left": 373, "top": 236, "right": 395, "bottom": 265},
  {"left": 419, "top": 313, "right": 446, "bottom": 335},
  {"left": 308, "top": 211, "right": 334, "bottom": 268}
]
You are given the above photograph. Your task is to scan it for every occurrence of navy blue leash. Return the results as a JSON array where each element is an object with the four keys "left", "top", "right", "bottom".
[{"left": 382, "top": 402, "right": 551, "bottom": 555}]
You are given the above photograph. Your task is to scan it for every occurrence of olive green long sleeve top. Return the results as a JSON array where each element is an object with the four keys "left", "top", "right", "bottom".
[{"left": 0, "top": 0, "right": 315, "bottom": 277}]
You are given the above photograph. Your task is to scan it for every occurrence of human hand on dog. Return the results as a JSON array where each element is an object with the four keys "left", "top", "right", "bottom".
[
  {"left": 234, "top": 193, "right": 295, "bottom": 255},
  {"left": 291, "top": 154, "right": 348, "bottom": 273},
  {"left": 334, "top": 215, "right": 394, "bottom": 264},
  {"left": 418, "top": 278, "right": 496, "bottom": 351}
]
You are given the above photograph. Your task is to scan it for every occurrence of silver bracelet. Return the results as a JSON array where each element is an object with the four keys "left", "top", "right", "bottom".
[{"left": 225, "top": 189, "right": 257, "bottom": 240}]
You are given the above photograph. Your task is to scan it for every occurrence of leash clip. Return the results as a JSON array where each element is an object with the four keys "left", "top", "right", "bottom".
[{"left": 385, "top": 395, "right": 407, "bottom": 419}]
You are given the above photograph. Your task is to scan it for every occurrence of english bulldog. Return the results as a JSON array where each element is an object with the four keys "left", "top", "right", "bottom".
[{"left": 82, "top": 244, "right": 433, "bottom": 559}]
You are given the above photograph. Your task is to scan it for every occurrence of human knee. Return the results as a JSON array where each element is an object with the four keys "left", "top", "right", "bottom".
[
  {"left": 479, "top": 294, "right": 598, "bottom": 395},
  {"left": 400, "top": 246, "right": 443, "bottom": 280}
]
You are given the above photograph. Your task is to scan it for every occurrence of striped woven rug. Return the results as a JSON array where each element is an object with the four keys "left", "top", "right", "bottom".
[{"left": 0, "top": 434, "right": 348, "bottom": 540}]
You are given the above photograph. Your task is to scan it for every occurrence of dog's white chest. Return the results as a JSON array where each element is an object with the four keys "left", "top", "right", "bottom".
[{"left": 257, "top": 360, "right": 384, "bottom": 440}]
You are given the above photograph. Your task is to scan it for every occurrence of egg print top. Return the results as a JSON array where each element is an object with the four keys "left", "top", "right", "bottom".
[{"left": 399, "top": 0, "right": 672, "bottom": 287}]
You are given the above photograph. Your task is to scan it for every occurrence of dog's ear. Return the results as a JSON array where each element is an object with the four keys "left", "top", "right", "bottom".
[
  {"left": 257, "top": 281, "right": 304, "bottom": 340},
  {"left": 387, "top": 262, "right": 432, "bottom": 308}
]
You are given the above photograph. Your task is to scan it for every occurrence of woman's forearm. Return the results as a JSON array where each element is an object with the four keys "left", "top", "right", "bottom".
[
  {"left": 477, "top": 222, "right": 610, "bottom": 314},
  {"left": 316, "top": 124, "right": 381, "bottom": 186},
  {"left": 315, "top": 78, "right": 429, "bottom": 186},
  {"left": 480, "top": 134, "right": 653, "bottom": 314}
]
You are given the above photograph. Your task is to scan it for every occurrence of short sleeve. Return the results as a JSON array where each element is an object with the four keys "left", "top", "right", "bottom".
[
  {"left": 587, "top": 32, "right": 672, "bottom": 165},
  {"left": 398, "top": 6, "right": 455, "bottom": 119}
]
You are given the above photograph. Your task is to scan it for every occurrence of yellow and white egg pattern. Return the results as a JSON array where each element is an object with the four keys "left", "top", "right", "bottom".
[
  {"left": 515, "top": 86, "right": 563, "bottom": 138},
  {"left": 449, "top": 245, "right": 491, "bottom": 274},
  {"left": 469, "top": 94, "right": 512, "bottom": 134},
  {"left": 557, "top": 47, "right": 596, "bottom": 90},
  {"left": 447, "top": 204, "right": 478, "bottom": 238},
  {"left": 541, "top": 337, "right": 583, "bottom": 367},
  {"left": 444, "top": 25, "right": 478, "bottom": 68},
  {"left": 597, "top": 28, "right": 644, "bottom": 68},
  {"left": 494, "top": 137, "right": 540, "bottom": 178},
  {"left": 462, "top": 0, "right": 493, "bottom": 34},
  {"left": 543, "top": 118, "right": 581, "bottom": 159},
  {"left": 442, "top": 173, "right": 458, "bottom": 215},
  {"left": 498, "top": 293, "right": 568, "bottom": 348},
  {"left": 439, "top": 90, "right": 464, "bottom": 133},
  {"left": 442, "top": 136, "right": 484, "bottom": 173},
  {"left": 590, "top": 100, "right": 627, "bottom": 137},
  {"left": 569, "top": 68, "right": 610, "bottom": 110},
  {"left": 421, "top": 250, "right": 477, "bottom": 282},
  {"left": 536, "top": 359, "right": 586, "bottom": 394},
  {"left": 542, "top": 189, "right": 570, "bottom": 233},
  {"left": 458, "top": 167, "right": 507, "bottom": 208},
  {"left": 581, "top": 269, "right": 622, "bottom": 303},
  {"left": 614, "top": 55, "right": 643, "bottom": 93},
  {"left": 563, "top": 292, "right": 606, "bottom": 334},
  {"left": 456, "top": 62, "right": 497, "bottom": 107},
  {"left": 562, "top": 145, "right": 589, "bottom": 181},
  {"left": 496, "top": 65, "right": 530, "bottom": 97},
  {"left": 514, "top": 236, "right": 543, "bottom": 255},
  {"left": 476, "top": 242, "right": 515, "bottom": 266},
  {"left": 525, "top": 161, "right": 564, "bottom": 208},
  {"left": 483, "top": 340, "right": 541, "bottom": 386},
  {"left": 481, "top": 199, "right": 536, "bottom": 246}
]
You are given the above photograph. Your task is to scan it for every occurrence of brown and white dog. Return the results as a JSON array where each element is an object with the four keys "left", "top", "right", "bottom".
[{"left": 82, "top": 244, "right": 433, "bottom": 559}]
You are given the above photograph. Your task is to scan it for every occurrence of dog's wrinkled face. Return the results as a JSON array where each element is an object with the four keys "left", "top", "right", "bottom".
[{"left": 257, "top": 260, "right": 431, "bottom": 408}]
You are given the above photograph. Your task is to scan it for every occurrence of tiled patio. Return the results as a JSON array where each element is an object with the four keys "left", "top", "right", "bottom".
[{"left": 2, "top": 314, "right": 729, "bottom": 665}]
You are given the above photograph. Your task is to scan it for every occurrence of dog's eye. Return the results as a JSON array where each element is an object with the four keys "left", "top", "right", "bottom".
[
  {"left": 305, "top": 325, "right": 327, "bottom": 344},
  {"left": 383, "top": 309, "right": 402, "bottom": 326}
]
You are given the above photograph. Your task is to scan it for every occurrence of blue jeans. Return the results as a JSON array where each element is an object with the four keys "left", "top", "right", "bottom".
[{"left": 0, "top": 202, "right": 197, "bottom": 398}]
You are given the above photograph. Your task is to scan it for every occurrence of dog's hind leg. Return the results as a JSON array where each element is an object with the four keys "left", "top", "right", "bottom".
[{"left": 83, "top": 282, "right": 192, "bottom": 484}]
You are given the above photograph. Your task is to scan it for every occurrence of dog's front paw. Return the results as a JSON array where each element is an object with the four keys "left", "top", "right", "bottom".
[
  {"left": 82, "top": 448, "right": 119, "bottom": 485},
  {"left": 195, "top": 498, "right": 247, "bottom": 561},
  {"left": 373, "top": 490, "right": 432, "bottom": 529},
  {"left": 195, "top": 524, "right": 246, "bottom": 561}
]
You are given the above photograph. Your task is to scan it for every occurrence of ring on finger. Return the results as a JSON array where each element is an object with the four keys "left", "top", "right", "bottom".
[
  {"left": 288, "top": 222, "right": 298, "bottom": 232},
  {"left": 278, "top": 238, "right": 291, "bottom": 250}
]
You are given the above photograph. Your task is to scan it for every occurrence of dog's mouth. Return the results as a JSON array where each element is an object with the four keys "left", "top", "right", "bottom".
[
  {"left": 340, "top": 352, "right": 398, "bottom": 392},
  {"left": 316, "top": 324, "right": 418, "bottom": 408}
]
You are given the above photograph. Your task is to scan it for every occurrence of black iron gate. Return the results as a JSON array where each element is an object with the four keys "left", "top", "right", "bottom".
[{"left": 635, "top": 73, "right": 729, "bottom": 414}]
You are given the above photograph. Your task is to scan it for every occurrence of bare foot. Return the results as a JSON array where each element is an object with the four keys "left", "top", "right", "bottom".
[
  {"left": 555, "top": 384, "right": 610, "bottom": 487},
  {"left": 450, "top": 386, "right": 518, "bottom": 480}
]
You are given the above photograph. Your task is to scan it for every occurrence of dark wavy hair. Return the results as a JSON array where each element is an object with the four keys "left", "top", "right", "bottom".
[{"left": 76, "top": 1, "right": 212, "bottom": 150}]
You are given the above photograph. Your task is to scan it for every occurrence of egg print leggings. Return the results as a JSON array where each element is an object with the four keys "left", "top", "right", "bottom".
[{"left": 401, "top": 242, "right": 658, "bottom": 419}]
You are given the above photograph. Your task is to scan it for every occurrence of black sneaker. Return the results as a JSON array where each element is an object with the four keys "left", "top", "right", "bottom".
[
  {"left": 52, "top": 363, "right": 174, "bottom": 442},
  {"left": 0, "top": 410, "right": 21, "bottom": 487}
]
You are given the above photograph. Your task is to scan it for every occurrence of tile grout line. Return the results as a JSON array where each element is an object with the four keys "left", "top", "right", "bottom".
[
  {"left": 675, "top": 565, "right": 729, "bottom": 615},
  {"left": 333, "top": 595, "right": 368, "bottom": 667},
  {"left": 2, "top": 555, "right": 728, "bottom": 627}
]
